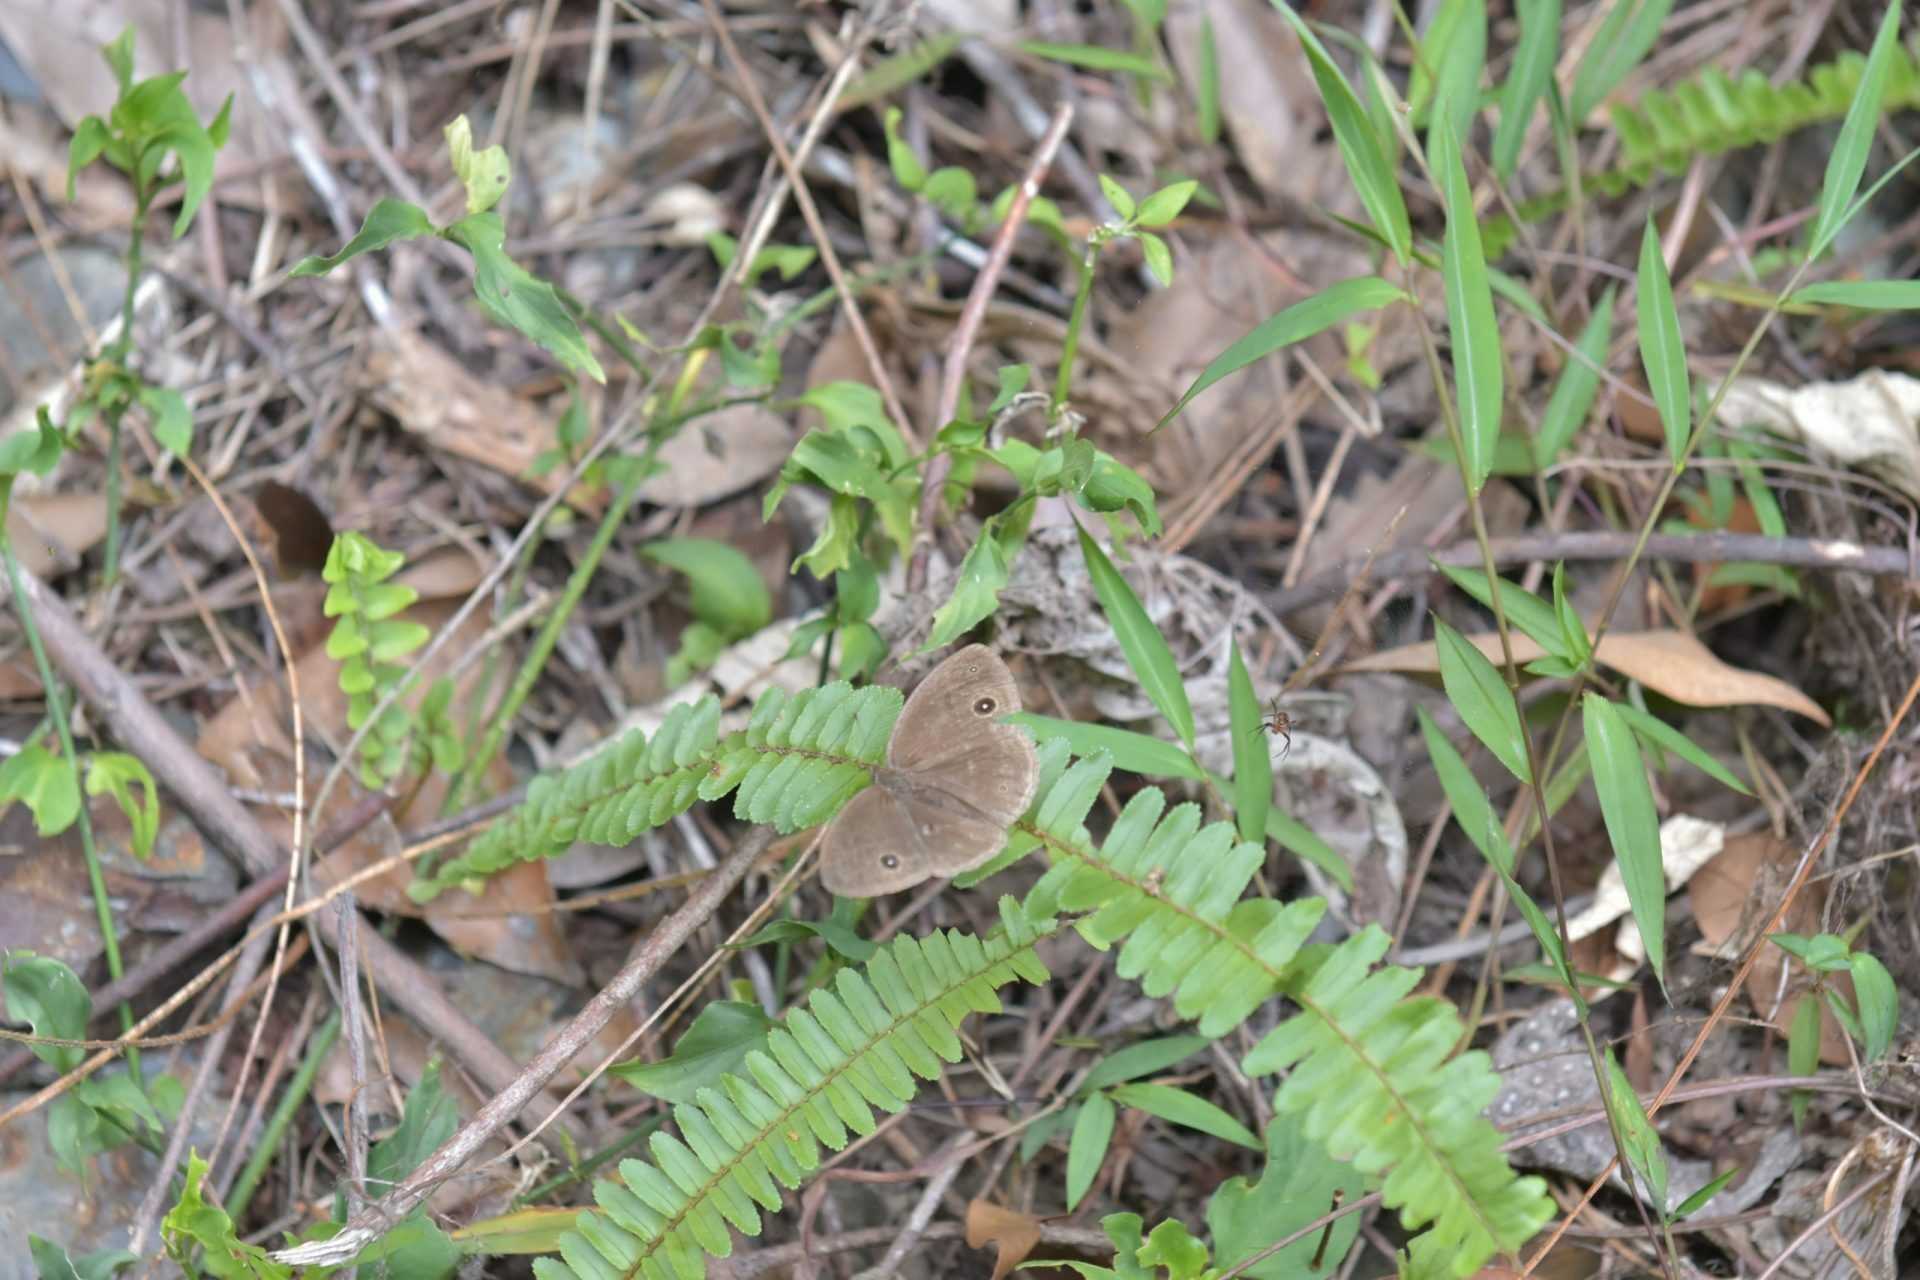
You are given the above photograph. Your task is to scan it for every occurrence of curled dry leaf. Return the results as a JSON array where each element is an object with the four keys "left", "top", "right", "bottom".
[
  {"left": 965, "top": 1199, "right": 1042, "bottom": 1280},
  {"left": 1342, "top": 628, "right": 1830, "bottom": 726},
  {"left": 1719, "top": 369, "right": 1920, "bottom": 505}
]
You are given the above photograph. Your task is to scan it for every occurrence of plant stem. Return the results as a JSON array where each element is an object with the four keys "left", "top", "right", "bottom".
[
  {"left": 225, "top": 1010, "right": 341, "bottom": 1223},
  {"left": 1, "top": 538, "right": 138, "bottom": 1077},
  {"left": 443, "top": 474, "right": 645, "bottom": 813},
  {"left": 1051, "top": 239, "right": 1101, "bottom": 417},
  {"left": 100, "top": 188, "right": 151, "bottom": 587}
]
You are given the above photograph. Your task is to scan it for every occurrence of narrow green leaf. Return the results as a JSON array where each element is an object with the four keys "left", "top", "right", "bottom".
[
  {"left": 1418, "top": 708, "right": 1579, "bottom": 1000},
  {"left": 1426, "top": 0, "right": 1487, "bottom": 151},
  {"left": 1492, "top": 0, "right": 1561, "bottom": 180},
  {"left": 1109, "top": 1082, "right": 1260, "bottom": 1150},
  {"left": 1610, "top": 702, "right": 1751, "bottom": 795},
  {"left": 1535, "top": 285, "right": 1615, "bottom": 467},
  {"left": 1077, "top": 527, "right": 1196, "bottom": 753},
  {"left": 1635, "top": 220, "right": 1690, "bottom": 468},
  {"left": 1434, "top": 117, "right": 1502, "bottom": 495},
  {"left": 1583, "top": 693, "right": 1667, "bottom": 984},
  {"left": 1269, "top": 5, "right": 1412, "bottom": 263},
  {"left": 289, "top": 198, "right": 435, "bottom": 277},
  {"left": 1600, "top": 1049, "right": 1668, "bottom": 1213},
  {"left": 1009, "top": 714, "right": 1204, "bottom": 781},
  {"left": 1673, "top": 1166, "right": 1739, "bottom": 1221},
  {"left": 1081, "top": 1036, "right": 1209, "bottom": 1093},
  {"left": 1809, "top": 2, "right": 1902, "bottom": 260},
  {"left": 1848, "top": 952, "right": 1897, "bottom": 1061},
  {"left": 1266, "top": 807, "right": 1353, "bottom": 893},
  {"left": 1157, "top": 276, "right": 1407, "bottom": 430},
  {"left": 1569, "top": 0, "right": 1674, "bottom": 122},
  {"left": 1195, "top": 18, "right": 1222, "bottom": 145},
  {"left": 1436, "top": 563, "right": 1566, "bottom": 660},
  {"left": 1019, "top": 41, "right": 1170, "bottom": 81},
  {"left": 1550, "top": 563, "right": 1593, "bottom": 671},
  {"left": 1434, "top": 619, "right": 1531, "bottom": 784},
  {"left": 1789, "top": 278, "right": 1920, "bottom": 311},
  {"left": 610, "top": 1002, "right": 776, "bottom": 1105},
  {"left": 1067, "top": 1092, "right": 1118, "bottom": 1210},
  {"left": 1228, "top": 642, "right": 1272, "bottom": 846},
  {"left": 1788, "top": 993, "right": 1820, "bottom": 1128}
]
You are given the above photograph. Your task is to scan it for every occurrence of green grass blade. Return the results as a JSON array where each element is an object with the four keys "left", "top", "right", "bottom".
[
  {"left": 1435, "top": 117, "right": 1502, "bottom": 495},
  {"left": 1583, "top": 693, "right": 1666, "bottom": 985},
  {"left": 1492, "top": 0, "right": 1562, "bottom": 180},
  {"left": 1077, "top": 526, "right": 1196, "bottom": 754},
  {"left": 1635, "top": 219, "right": 1690, "bottom": 469},
  {"left": 1434, "top": 619, "right": 1531, "bottom": 784},
  {"left": 1809, "top": 1, "right": 1902, "bottom": 261},
  {"left": 1228, "top": 641, "right": 1272, "bottom": 846},
  {"left": 1157, "top": 276, "right": 1407, "bottom": 430}
]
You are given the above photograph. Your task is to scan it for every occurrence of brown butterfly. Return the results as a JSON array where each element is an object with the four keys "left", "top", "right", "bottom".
[{"left": 818, "top": 646, "right": 1040, "bottom": 897}]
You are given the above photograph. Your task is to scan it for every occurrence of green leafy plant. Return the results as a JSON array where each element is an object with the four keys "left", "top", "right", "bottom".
[{"left": 322, "top": 532, "right": 434, "bottom": 789}]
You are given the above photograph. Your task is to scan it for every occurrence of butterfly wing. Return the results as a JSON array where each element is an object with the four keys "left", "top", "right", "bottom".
[{"left": 819, "top": 783, "right": 936, "bottom": 896}]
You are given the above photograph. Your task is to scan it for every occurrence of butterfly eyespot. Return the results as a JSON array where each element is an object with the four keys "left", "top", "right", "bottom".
[
  {"left": 881, "top": 854, "right": 899, "bottom": 869},
  {"left": 973, "top": 696, "right": 996, "bottom": 714}
]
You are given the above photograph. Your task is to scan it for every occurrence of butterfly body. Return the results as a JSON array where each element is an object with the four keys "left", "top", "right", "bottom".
[{"left": 819, "top": 646, "right": 1039, "bottom": 897}]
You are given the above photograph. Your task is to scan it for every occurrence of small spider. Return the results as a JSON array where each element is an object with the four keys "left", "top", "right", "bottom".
[{"left": 1260, "top": 698, "right": 1293, "bottom": 760}]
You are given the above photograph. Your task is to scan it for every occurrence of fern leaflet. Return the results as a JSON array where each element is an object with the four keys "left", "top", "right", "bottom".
[
  {"left": 535, "top": 899, "right": 1052, "bottom": 1280},
  {"left": 1021, "top": 746, "right": 1553, "bottom": 1277}
]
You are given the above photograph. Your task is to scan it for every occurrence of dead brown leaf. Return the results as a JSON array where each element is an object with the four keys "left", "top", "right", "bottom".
[
  {"left": 965, "top": 1199, "right": 1042, "bottom": 1280},
  {"left": 11, "top": 493, "right": 108, "bottom": 575},
  {"left": 1341, "top": 628, "right": 1830, "bottom": 725}
]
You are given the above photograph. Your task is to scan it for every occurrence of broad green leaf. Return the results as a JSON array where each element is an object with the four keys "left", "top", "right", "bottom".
[
  {"left": 0, "top": 410, "right": 70, "bottom": 480},
  {"left": 28, "top": 1237, "right": 134, "bottom": 1280},
  {"left": 1139, "top": 231, "right": 1173, "bottom": 286},
  {"left": 1136, "top": 180, "right": 1197, "bottom": 228},
  {"left": 1009, "top": 714, "right": 1203, "bottom": 781},
  {"left": 366, "top": 1058, "right": 460, "bottom": 1192},
  {"left": 1635, "top": 219, "right": 1690, "bottom": 468},
  {"left": 445, "top": 115, "right": 510, "bottom": 217},
  {"left": 1847, "top": 952, "right": 1897, "bottom": 1061},
  {"left": 1227, "top": 641, "right": 1272, "bottom": 846},
  {"left": 1583, "top": 693, "right": 1666, "bottom": 984},
  {"left": 137, "top": 386, "right": 192, "bottom": 455},
  {"left": 446, "top": 213, "right": 606, "bottom": 382},
  {"left": 0, "top": 743, "right": 82, "bottom": 838},
  {"left": 1610, "top": 702, "right": 1750, "bottom": 795},
  {"left": 289, "top": 198, "right": 435, "bottom": 277},
  {"left": 733, "top": 917, "right": 877, "bottom": 964},
  {"left": 1269, "top": 5, "right": 1412, "bottom": 263},
  {"left": 161, "top": 1153, "right": 291, "bottom": 1279},
  {"left": 1081, "top": 1035, "right": 1209, "bottom": 1093},
  {"left": 641, "top": 538, "right": 772, "bottom": 637},
  {"left": 610, "top": 1001, "right": 776, "bottom": 1106},
  {"left": 1158, "top": 276, "right": 1407, "bottom": 429},
  {"left": 1808, "top": 2, "right": 1902, "bottom": 260},
  {"left": 1207, "top": 1110, "right": 1366, "bottom": 1280},
  {"left": 1434, "top": 115, "right": 1502, "bottom": 495},
  {"left": 1099, "top": 174, "right": 1138, "bottom": 222},
  {"left": 2, "top": 951, "right": 91, "bottom": 1073},
  {"left": 1434, "top": 619, "right": 1531, "bottom": 783},
  {"left": 1067, "top": 1092, "right": 1117, "bottom": 1210},
  {"left": 1019, "top": 41, "right": 1170, "bottom": 81},
  {"left": 1109, "top": 1082, "right": 1260, "bottom": 1149},
  {"left": 1492, "top": 0, "right": 1561, "bottom": 180},
  {"left": 1770, "top": 932, "right": 1849, "bottom": 972},
  {"left": 926, "top": 523, "right": 1016, "bottom": 652},
  {"left": 1136, "top": 1219, "right": 1211, "bottom": 1279},
  {"left": 85, "top": 752, "right": 160, "bottom": 859},
  {"left": 1600, "top": 1049, "right": 1667, "bottom": 1213},
  {"left": 1789, "top": 278, "right": 1920, "bottom": 311},
  {"left": 1569, "top": 0, "right": 1674, "bottom": 122},
  {"left": 1535, "top": 285, "right": 1616, "bottom": 467},
  {"left": 1077, "top": 526, "right": 1196, "bottom": 753}
]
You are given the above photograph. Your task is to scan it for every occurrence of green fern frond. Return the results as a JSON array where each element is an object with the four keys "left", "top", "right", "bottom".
[
  {"left": 413, "top": 679, "right": 908, "bottom": 901},
  {"left": 411, "top": 695, "right": 724, "bottom": 901},
  {"left": 536, "top": 899, "right": 1053, "bottom": 1280},
  {"left": 699, "top": 681, "right": 898, "bottom": 831},
  {"left": 1019, "top": 754, "right": 1553, "bottom": 1277},
  {"left": 1487, "top": 36, "right": 1920, "bottom": 257}
]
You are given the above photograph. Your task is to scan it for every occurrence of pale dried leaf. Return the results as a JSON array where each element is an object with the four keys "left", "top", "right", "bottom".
[
  {"left": 1567, "top": 814, "right": 1723, "bottom": 945},
  {"left": 965, "top": 1199, "right": 1042, "bottom": 1280},
  {"left": 1719, "top": 369, "right": 1920, "bottom": 504},
  {"left": 1342, "top": 629, "right": 1830, "bottom": 725}
]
